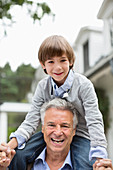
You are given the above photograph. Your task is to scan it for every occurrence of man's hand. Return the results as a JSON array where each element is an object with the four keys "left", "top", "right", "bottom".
[
  {"left": 93, "top": 159, "right": 113, "bottom": 170},
  {"left": 0, "top": 143, "right": 16, "bottom": 169}
]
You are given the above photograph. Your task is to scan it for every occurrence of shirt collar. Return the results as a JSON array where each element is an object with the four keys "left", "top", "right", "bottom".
[
  {"left": 51, "top": 69, "right": 74, "bottom": 97},
  {"left": 34, "top": 148, "right": 73, "bottom": 169},
  {"left": 35, "top": 147, "right": 46, "bottom": 164},
  {"left": 62, "top": 150, "right": 73, "bottom": 169}
]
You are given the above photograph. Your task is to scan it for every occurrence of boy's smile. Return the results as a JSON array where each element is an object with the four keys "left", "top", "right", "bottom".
[{"left": 40, "top": 54, "right": 72, "bottom": 86}]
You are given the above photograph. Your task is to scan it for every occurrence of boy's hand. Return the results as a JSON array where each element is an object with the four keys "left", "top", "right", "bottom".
[
  {"left": 0, "top": 143, "right": 16, "bottom": 168},
  {"left": 93, "top": 159, "right": 113, "bottom": 170}
]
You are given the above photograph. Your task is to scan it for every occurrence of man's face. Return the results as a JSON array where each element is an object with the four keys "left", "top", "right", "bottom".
[{"left": 42, "top": 107, "right": 75, "bottom": 154}]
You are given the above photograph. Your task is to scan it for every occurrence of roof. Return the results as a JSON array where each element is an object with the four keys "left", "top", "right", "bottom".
[
  {"left": 75, "top": 26, "right": 102, "bottom": 45},
  {"left": 97, "top": 0, "right": 113, "bottom": 19},
  {"left": 84, "top": 53, "right": 113, "bottom": 78}
]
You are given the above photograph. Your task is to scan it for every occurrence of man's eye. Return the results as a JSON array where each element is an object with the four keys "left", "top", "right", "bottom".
[{"left": 48, "top": 124, "right": 55, "bottom": 127}]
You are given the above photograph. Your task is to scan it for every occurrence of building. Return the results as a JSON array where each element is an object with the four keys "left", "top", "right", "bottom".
[{"left": 74, "top": 0, "right": 113, "bottom": 161}]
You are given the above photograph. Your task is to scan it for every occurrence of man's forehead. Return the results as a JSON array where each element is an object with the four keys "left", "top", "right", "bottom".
[{"left": 46, "top": 121, "right": 71, "bottom": 125}]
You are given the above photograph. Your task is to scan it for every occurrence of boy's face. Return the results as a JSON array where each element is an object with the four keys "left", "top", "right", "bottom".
[{"left": 40, "top": 54, "right": 72, "bottom": 86}]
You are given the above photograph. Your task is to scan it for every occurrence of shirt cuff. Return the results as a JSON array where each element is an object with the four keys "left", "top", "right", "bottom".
[
  {"left": 89, "top": 146, "right": 108, "bottom": 161},
  {"left": 10, "top": 132, "right": 26, "bottom": 149}
]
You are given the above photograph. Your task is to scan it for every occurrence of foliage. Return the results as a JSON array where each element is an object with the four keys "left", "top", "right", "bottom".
[
  {"left": 7, "top": 112, "right": 26, "bottom": 141},
  {"left": 8, "top": 127, "right": 17, "bottom": 142},
  {"left": 0, "top": 62, "right": 36, "bottom": 103},
  {"left": 95, "top": 88, "right": 110, "bottom": 133},
  {"left": 0, "top": 0, "right": 54, "bottom": 35},
  {"left": 0, "top": 0, "right": 53, "bottom": 21}
]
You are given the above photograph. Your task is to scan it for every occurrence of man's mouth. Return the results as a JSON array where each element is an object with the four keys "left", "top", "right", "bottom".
[{"left": 51, "top": 138, "right": 64, "bottom": 143}]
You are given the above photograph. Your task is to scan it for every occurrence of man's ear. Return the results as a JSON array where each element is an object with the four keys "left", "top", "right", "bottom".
[
  {"left": 73, "top": 127, "right": 76, "bottom": 136},
  {"left": 42, "top": 125, "right": 44, "bottom": 133},
  {"left": 40, "top": 62, "right": 45, "bottom": 69}
]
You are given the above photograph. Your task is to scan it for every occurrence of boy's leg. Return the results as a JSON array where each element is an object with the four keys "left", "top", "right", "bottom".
[
  {"left": 71, "top": 135, "right": 95, "bottom": 170},
  {"left": 9, "top": 131, "right": 46, "bottom": 170}
]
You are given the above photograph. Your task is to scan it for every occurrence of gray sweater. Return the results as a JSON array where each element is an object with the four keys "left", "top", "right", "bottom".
[{"left": 16, "top": 72, "right": 107, "bottom": 148}]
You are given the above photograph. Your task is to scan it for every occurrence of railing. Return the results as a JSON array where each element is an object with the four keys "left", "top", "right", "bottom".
[{"left": 0, "top": 102, "right": 31, "bottom": 143}]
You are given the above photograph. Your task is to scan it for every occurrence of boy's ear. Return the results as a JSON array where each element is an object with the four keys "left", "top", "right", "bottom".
[
  {"left": 69, "top": 63, "right": 73, "bottom": 67},
  {"left": 40, "top": 62, "right": 45, "bottom": 69}
]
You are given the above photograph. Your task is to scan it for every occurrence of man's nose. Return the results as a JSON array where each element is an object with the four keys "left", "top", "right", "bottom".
[{"left": 54, "top": 125, "right": 63, "bottom": 135}]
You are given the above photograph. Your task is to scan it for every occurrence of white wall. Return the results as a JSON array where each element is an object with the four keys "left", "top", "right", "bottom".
[
  {"left": 107, "top": 89, "right": 113, "bottom": 161},
  {"left": 0, "top": 112, "right": 7, "bottom": 143},
  {"left": 74, "top": 29, "right": 104, "bottom": 74},
  {"left": 103, "top": 19, "right": 112, "bottom": 55},
  {"left": 74, "top": 45, "right": 84, "bottom": 73},
  {"left": 90, "top": 32, "right": 104, "bottom": 66}
]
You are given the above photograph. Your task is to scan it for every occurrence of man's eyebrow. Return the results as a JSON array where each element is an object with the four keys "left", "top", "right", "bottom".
[{"left": 46, "top": 122, "right": 54, "bottom": 124}]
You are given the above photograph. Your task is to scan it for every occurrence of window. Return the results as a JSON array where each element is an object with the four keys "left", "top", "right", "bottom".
[
  {"left": 83, "top": 40, "right": 89, "bottom": 72},
  {"left": 109, "top": 16, "right": 113, "bottom": 47}
]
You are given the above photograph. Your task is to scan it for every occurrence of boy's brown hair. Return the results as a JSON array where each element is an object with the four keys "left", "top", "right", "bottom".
[{"left": 38, "top": 35, "right": 75, "bottom": 69}]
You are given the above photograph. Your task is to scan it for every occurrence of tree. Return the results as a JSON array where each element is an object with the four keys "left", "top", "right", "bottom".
[
  {"left": 0, "top": 0, "right": 54, "bottom": 35},
  {"left": 0, "top": 63, "right": 36, "bottom": 103},
  {"left": 95, "top": 88, "right": 110, "bottom": 133},
  {"left": 15, "top": 63, "right": 36, "bottom": 101},
  {"left": 0, "top": 63, "right": 18, "bottom": 103}
]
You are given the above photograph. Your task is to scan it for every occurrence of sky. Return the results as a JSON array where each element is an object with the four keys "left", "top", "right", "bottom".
[{"left": 0, "top": 0, "right": 104, "bottom": 71}]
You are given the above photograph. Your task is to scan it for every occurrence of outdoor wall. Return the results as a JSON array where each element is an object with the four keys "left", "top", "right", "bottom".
[
  {"left": 90, "top": 32, "right": 104, "bottom": 66},
  {"left": 106, "top": 86, "right": 113, "bottom": 161}
]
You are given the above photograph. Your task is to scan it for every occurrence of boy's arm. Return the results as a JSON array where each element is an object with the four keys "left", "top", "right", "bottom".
[
  {"left": 13, "top": 81, "right": 45, "bottom": 142},
  {"left": 93, "top": 159, "right": 113, "bottom": 170},
  {"left": 79, "top": 79, "right": 107, "bottom": 159},
  {"left": 0, "top": 143, "right": 16, "bottom": 169},
  {"left": 0, "top": 138, "right": 17, "bottom": 169},
  {"left": 89, "top": 146, "right": 107, "bottom": 161},
  {"left": 8, "top": 138, "right": 18, "bottom": 149}
]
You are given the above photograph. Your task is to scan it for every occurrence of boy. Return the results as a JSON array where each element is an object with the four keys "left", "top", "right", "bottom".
[{"left": 0, "top": 35, "right": 107, "bottom": 169}]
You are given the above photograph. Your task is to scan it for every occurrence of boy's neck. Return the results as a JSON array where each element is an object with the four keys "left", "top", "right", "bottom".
[{"left": 52, "top": 70, "right": 71, "bottom": 87}]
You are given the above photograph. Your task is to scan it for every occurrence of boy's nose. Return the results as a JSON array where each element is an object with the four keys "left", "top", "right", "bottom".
[{"left": 54, "top": 63, "right": 62, "bottom": 70}]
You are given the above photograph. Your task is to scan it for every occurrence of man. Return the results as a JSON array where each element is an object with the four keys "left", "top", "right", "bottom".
[
  {"left": 93, "top": 159, "right": 113, "bottom": 170},
  {"left": 0, "top": 98, "right": 78, "bottom": 170},
  {"left": 0, "top": 98, "right": 112, "bottom": 170}
]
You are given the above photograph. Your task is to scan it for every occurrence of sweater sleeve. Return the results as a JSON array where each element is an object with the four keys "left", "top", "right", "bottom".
[
  {"left": 79, "top": 79, "right": 107, "bottom": 148},
  {"left": 13, "top": 81, "right": 45, "bottom": 141},
  {"left": 89, "top": 146, "right": 108, "bottom": 160}
]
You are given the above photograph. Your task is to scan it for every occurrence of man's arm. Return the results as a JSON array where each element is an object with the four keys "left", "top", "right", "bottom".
[
  {"left": 0, "top": 143, "right": 16, "bottom": 169},
  {"left": 93, "top": 159, "right": 113, "bottom": 170}
]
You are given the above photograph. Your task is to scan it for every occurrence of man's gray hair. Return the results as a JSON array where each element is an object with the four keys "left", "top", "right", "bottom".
[{"left": 40, "top": 98, "right": 78, "bottom": 129}]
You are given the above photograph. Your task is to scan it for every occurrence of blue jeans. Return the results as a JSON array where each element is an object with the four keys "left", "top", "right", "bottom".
[
  {"left": 71, "top": 135, "right": 95, "bottom": 169},
  {"left": 9, "top": 132, "right": 95, "bottom": 170}
]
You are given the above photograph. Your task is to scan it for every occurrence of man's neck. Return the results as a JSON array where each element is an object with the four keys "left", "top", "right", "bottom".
[{"left": 45, "top": 149, "right": 69, "bottom": 170}]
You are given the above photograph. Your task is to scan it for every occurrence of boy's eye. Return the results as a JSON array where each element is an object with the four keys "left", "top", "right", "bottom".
[
  {"left": 61, "top": 59, "right": 67, "bottom": 62},
  {"left": 48, "top": 61, "right": 54, "bottom": 63},
  {"left": 62, "top": 125, "right": 69, "bottom": 128}
]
